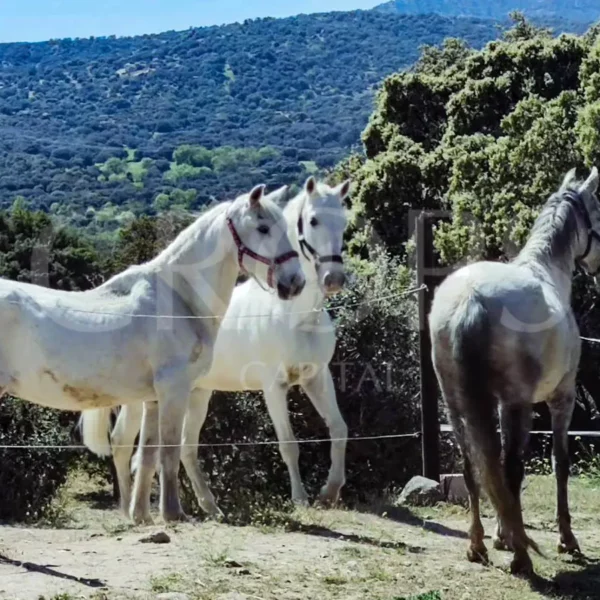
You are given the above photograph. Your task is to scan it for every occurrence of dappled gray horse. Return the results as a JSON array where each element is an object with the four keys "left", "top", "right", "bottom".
[{"left": 429, "top": 167, "right": 600, "bottom": 575}]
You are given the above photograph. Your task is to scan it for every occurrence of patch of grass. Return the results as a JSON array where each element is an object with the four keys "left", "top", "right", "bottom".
[
  {"left": 300, "top": 160, "right": 319, "bottom": 174},
  {"left": 150, "top": 572, "right": 185, "bottom": 593},
  {"left": 395, "top": 593, "right": 442, "bottom": 600},
  {"left": 337, "top": 545, "right": 365, "bottom": 558},
  {"left": 204, "top": 548, "right": 231, "bottom": 567}
]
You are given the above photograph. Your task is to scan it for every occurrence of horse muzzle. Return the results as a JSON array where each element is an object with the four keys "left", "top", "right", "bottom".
[
  {"left": 277, "top": 273, "right": 305, "bottom": 300},
  {"left": 323, "top": 270, "right": 346, "bottom": 296}
]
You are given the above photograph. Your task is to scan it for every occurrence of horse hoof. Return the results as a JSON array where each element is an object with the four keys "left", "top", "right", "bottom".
[
  {"left": 557, "top": 538, "right": 581, "bottom": 555},
  {"left": 510, "top": 554, "right": 534, "bottom": 576},
  {"left": 205, "top": 507, "right": 225, "bottom": 522},
  {"left": 493, "top": 537, "right": 511, "bottom": 551},
  {"left": 162, "top": 510, "right": 189, "bottom": 523},
  {"left": 467, "top": 546, "right": 489, "bottom": 564},
  {"left": 292, "top": 496, "right": 310, "bottom": 507},
  {"left": 317, "top": 485, "right": 342, "bottom": 507},
  {"left": 131, "top": 512, "right": 154, "bottom": 526}
]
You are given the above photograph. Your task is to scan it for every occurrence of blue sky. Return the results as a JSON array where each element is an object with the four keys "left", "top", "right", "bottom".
[{"left": 1, "top": 0, "right": 382, "bottom": 43}]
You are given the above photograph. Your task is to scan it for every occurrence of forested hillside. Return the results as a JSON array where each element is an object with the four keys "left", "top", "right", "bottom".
[
  {"left": 0, "top": 10, "right": 571, "bottom": 238},
  {"left": 375, "top": 0, "right": 598, "bottom": 23}
]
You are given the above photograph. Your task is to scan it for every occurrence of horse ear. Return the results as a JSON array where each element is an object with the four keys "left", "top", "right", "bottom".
[
  {"left": 560, "top": 168, "right": 578, "bottom": 191},
  {"left": 267, "top": 185, "right": 288, "bottom": 206},
  {"left": 580, "top": 166, "right": 599, "bottom": 196},
  {"left": 248, "top": 184, "right": 266, "bottom": 209},
  {"left": 334, "top": 179, "right": 351, "bottom": 207},
  {"left": 305, "top": 176, "right": 317, "bottom": 198}
]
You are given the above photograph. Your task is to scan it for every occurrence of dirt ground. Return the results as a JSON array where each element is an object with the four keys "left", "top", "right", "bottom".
[{"left": 2, "top": 473, "right": 600, "bottom": 600}]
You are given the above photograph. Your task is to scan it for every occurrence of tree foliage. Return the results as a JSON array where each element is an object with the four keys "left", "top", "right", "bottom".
[{"left": 348, "top": 14, "right": 600, "bottom": 425}]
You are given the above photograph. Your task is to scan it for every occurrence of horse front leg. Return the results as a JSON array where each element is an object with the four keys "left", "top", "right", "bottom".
[
  {"left": 155, "top": 369, "right": 191, "bottom": 523},
  {"left": 263, "top": 384, "right": 309, "bottom": 505},
  {"left": 301, "top": 367, "right": 347, "bottom": 506},
  {"left": 548, "top": 392, "right": 580, "bottom": 555},
  {"left": 180, "top": 388, "right": 222, "bottom": 519}
]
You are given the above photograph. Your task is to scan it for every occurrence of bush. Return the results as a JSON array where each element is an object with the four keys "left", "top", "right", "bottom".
[
  {"left": 180, "top": 250, "right": 424, "bottom": 519},
  {"left": 0, "top": 397, "right": 79, "bottom": 522}
]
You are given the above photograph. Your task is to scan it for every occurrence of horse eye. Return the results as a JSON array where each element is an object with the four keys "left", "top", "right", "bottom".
[
  {"left": 310, "top": 217, "right": 319, "bottom": 227},
  {"left": 257, "top": 224, "right": 270, "bottom": 235}
]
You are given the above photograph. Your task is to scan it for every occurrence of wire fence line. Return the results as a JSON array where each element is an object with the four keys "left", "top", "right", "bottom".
[
  {"left": 0, "top": 432, "right": 421, "bottom": 451},
  {"left": 439, "top": 424, "right": 600, "bottom": 437},
  {"left": 2, "top": 281, "right": 600, "bottom": 450},
  {"left": 0, "top": 284, "right": 427, "bottom": 320}
]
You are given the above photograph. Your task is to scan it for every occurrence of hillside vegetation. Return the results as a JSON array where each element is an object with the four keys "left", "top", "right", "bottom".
[
  {"left": 0, "top": 10, "right": 571, "bottom": 237},
  {"left": 375, "top": 0, "right": 598, "bottom": 23}
]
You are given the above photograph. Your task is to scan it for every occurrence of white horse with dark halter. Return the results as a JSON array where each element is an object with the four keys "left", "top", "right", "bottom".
[
  {"left": 0, "top": 183, "right": 305, "bottom": 525},
  {"left": 430, "top": 167, "right": 600, "bottom": 575},
  {"left": 81, "top": 176, "right": 351, "bottom": 519}
]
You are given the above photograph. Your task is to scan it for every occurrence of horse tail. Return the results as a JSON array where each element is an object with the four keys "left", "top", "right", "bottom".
[
  {"left": 450, "top": 291, "right": 541, "bottom": 557},
  {"left": 79, "top": 408, "right": 113, "bottom": 457}
]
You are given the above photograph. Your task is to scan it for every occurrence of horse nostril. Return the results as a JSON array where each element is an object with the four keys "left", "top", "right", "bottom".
[
  {"left": 289, "top": 273, "right": 305, "bottom": 293},
  {"left": 324, "top": 271, "right": 345, "bottom": 291}
]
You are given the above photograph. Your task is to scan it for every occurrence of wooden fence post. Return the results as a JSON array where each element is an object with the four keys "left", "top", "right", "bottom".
[{"left": 416, "top": 211, "right": 444, "bottom": 482}]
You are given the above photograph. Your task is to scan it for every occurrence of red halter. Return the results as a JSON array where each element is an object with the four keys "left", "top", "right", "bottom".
[{"left": 226, "top": 216, "right": 299, "bottom": 288}]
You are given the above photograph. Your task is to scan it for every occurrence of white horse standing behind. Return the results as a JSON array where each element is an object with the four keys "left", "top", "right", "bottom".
[
  {"left": 82, "top": 176, "right": 351, "bottom": 518},
  {"left": 0, "top": 183, "right": 305, "bottom": 525}
]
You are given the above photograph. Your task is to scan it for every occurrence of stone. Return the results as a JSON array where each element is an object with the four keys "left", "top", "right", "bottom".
[
  {"left": 140, "top": 531, "right": 171, "bottom": 544},
  {"left": 397, "top": 476, "right": 443, "bottom": 506},
  {"left": 156, "top": 594, "right": 190, "bottom": 600},
  {"left": 441, "top": 473, "right": 468, "bottom": 504}
]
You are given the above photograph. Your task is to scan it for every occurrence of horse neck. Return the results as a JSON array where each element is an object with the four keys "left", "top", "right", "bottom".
[
  {"left": 515, "top": 214, "right": 578, "bottom": 305},
  {"left": 152, "top": 207, "right": 239, "bottom": 324}
]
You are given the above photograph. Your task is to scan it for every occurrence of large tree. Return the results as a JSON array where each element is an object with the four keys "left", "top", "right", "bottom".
[{"left": 344, "top": 14, "right": 600, "bottom": 421}]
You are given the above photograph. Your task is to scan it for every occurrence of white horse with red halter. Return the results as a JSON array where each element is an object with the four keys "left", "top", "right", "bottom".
[
  {"left": 0, "top": 182, "right": 305, "bottom": 526},
  {"left": 82, "top": 176, "right": 351, "bottom": 519}
]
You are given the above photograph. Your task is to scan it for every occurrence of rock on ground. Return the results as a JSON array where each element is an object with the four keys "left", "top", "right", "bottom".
[{"left": 397, "top": 475, "right": 443, "bottom": 506}]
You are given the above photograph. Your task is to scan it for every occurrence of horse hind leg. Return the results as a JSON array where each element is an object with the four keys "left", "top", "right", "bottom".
[
  {"left": 464, "top": 397, "right": 539, "bottom": 576},
  {"left": 130, "top": 401, "right": 159, "bottom": 525},
  {"left": 493, "top": 404, "right": 532, "bottom": 552},
  {"left": 111, "top": 402, "right": 143, "bottom": 517},
  {"left": 548, "top": 390, "right": 580, "bottom": 555},
  {"left": 301, "top": 367, "right": 348, "bottom": 506},
  {"left": 446, "top": 402, "right": 488, "bottom": 564}
]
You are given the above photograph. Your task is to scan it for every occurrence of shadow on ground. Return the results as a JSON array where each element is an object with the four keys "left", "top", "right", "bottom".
[
  {"left": 285, "top": 519, "right": 425, "bottom": 553},
  {"left": 358, "top": 503, "right": 469, "bottom": 540},
  {"left": 0, "top": 553, "right": 106, "bottom": 589},
  {"left": 526, "top": 553, "right": 600, "bottom": 600},
  {"left": 73, "top": 489, "right": 117, "bottom": 510}
]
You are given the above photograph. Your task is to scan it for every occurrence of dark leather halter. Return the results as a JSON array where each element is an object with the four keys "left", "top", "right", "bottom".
[
  {"left": 226, "top": 217, "right": 299, "bottom": 289},
  {"left": 297, "top": 215, "right": 343, "bottom": 266},
  {"left": 567, "top": 191, "right": 600, "bottom": 273}
]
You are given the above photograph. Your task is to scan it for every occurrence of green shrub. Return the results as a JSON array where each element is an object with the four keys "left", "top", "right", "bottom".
[{"left": 0, "top": 397, "right": 79, "bottom": 522}]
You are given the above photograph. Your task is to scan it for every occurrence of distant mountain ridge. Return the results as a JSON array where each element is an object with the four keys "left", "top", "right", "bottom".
[
  {"left": 0, "top": 9, "right": 591, "bottom": 235},
  {"left": 374, "top": 0, "right": 599, "bottom": 23}
]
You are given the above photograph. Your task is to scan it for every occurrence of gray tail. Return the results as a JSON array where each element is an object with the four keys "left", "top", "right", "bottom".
[
  {"left": 450, "top": 292, "right": 542, "bottom": 557},
  {"left": 450, "top": 291, "right": 491, "bottom": 401}
]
